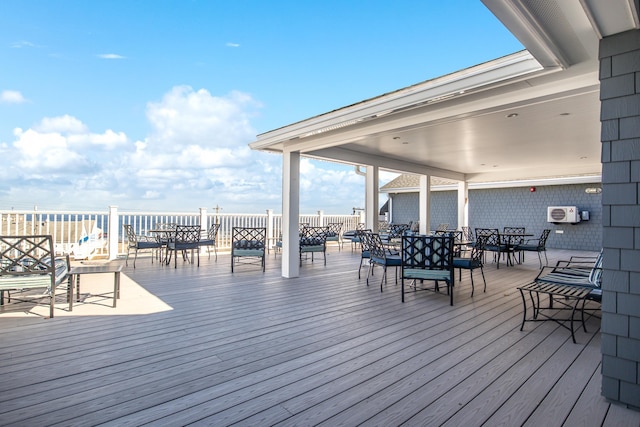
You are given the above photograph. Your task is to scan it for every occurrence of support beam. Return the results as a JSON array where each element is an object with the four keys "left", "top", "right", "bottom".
[
  {"left": 282, "top": 150, "right": 300, "bottom": 278},
  {"left": 457, "top": 181, "right": 469, "bottom": 230},
  {"left": 365, "top": 165, "right": 379, "bottom": 232},
  {"left": 419, "top": 175, "right": 431, "bottom": 235}
]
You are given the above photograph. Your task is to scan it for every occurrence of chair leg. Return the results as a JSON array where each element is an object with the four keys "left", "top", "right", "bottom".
[
  {"left": 480, "top": 267, "right": 486, "bottom": 292},
  {"left": 469, "top": 270, "right": 475, "bottom": 297}
]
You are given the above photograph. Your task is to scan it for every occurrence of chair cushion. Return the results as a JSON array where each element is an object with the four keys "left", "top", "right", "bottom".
[
  {"left": 300, "top": 237, "right": 324, "bottom": 246},
  {"left": 233, "top": 240, "right": 265, "bottom": 250},
  {"left": 371, "top": 255, "right": 401, "bottom": 266},
  {"left": 452, "top": 258, "right": 481, "bottom": 269}
]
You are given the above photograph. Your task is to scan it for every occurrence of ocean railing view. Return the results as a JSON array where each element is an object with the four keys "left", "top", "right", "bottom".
[{"left": 0, "top": 208, "right": 361, "bottom": 260}]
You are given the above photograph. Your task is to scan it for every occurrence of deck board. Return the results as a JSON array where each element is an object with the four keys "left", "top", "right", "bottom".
[{"left": 1, "top": 248, "right": 639, "bottom": 426}]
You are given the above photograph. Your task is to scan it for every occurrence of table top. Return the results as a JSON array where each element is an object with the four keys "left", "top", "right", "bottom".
[
  {"left": 501, "top": 232, "right": 533, "bottom": 237},
  {"left": 69, "top": 264, "right": 123, "bottom": 274}
]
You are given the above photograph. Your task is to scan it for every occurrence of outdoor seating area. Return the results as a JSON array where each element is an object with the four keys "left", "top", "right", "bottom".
[{"left": 2, "top": 246, "right": 634, "bottom": 426}]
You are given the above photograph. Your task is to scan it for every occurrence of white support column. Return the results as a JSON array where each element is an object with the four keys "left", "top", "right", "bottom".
[
  {"left": 282, "top": 150, "right": 300, "bottom": 278},
  {"left": 365, "top": 165, "right": 379, "bottom": 232},
  {"left": 419, "top": 175, "right": 430, "bottom": 235},
  {"left": 457, "top": 181, "right": 469, "bottom": 230},
  {"left": 318, "top": 210, "right": 324, "bottom": 226},
  {"left": 108, "top": 205, "right": 119, "bottom": 261}
]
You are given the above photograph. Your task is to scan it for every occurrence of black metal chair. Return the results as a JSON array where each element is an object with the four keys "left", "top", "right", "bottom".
[
  {"left": 401, "top": 234, "right": 455, "bottom": 305},
  {"left": 355, "top": 229, "right": 373, "bottom": 279},
  {"left": 516, "top": 229, "right": 551, "bottom": 268},
  {"left": 299, "top": 226, "right": 329, "bottom": 266},
  {"left": 367, "top": 232, "right": 402, "bottom": 291},
  {"left": 231, "top": 227, "right": 266, "bottom": 272},
  {"left": 199, "top": 223, "right": 220, "bottom": 261},
  {"left": 325, "top": 222, "right": 343, "bottom": 250},
  {"left": 166, "top": 225, "right": 201, "bottom": 268},
  {"left": 123, "top": 224, "right": 163, "bottom": 268},
  {"left": 452, "top": 236, "right": 486, "bottom": 296},
  {"left": 475, "top": 228, "right": 506, "bottom": 269},
  {"left": 503, "top": 226, "right": 526, "bottom": 264}
]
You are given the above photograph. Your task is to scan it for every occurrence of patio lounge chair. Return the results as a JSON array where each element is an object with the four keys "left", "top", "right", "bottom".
[
  {"left": 518, "top": 250, "right": 602, "bottom": 343},
  {"left": 0, "top": 235, "right": 70, "bottom": 318}
]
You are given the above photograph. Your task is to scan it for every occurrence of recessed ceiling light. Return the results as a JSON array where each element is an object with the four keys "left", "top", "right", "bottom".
[
  {"left": 402, "top": 141, "right": 409, "bottom": 145},
  {"left": 560, "top": 112, "right": 570, "bottom": 116},
  {"left": 506, "top": 113, "right": 518, "bottom": 118},
  {"left": 393, "top": 136, "right": 400, "bottom": 140}
]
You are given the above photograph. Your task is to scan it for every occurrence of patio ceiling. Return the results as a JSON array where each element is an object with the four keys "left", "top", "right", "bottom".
[{"left": 250, "top": 0, "right": 639, "bottom": 184}]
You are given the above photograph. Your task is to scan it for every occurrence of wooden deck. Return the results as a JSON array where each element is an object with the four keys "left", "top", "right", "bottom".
[{"left": 1, "top": 247, "right": 639, "bottom": 426}]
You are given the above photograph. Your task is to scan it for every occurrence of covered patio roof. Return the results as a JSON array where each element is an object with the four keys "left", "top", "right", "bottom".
[{"left": 250, "top": 0, "right": 639, "bottom": 184}]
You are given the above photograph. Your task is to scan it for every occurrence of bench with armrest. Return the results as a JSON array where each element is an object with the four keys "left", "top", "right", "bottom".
[
  {"left": 0, "top": 235, "right": 71, "bottom": 318},
  {"left": 517, "top": 250, "right": 602, "bottom": 343}
]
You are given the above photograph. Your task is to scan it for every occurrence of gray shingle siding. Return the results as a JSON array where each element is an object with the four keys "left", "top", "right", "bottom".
[
  {"left": 387, "top": 183, "right": 602, "bottom": 251},
  {"left": 599, "top": 28, "right": 640, "bottom": 409}
]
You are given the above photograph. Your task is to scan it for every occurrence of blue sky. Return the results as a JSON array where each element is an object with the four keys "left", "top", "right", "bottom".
[{"left": 0, "top": 0, "right": 522, "bottom": 214}]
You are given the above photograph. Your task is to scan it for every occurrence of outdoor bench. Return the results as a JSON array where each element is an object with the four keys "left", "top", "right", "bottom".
[{"left": 517, "top": 251, "right": 602, "bottom": 343}]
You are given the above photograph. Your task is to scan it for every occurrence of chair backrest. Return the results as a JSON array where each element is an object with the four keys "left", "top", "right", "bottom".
[
  {"left": 123, "top": 224, "right": 137, "bottom": 243},
  {"left": 326, "top": 223, "right": 343, "bottom": 237},
  {"left": 368, "top": 233, "right": 390, "bottom": 262},
  {"left": 355, "top": 229, "right": 373, "bottom": 252},
  {"left": 468, "top": 236, "right": 486, "bottom": 264},
  {"left": 174, "top": 225, "right": 201, "bottom": 244},
  {"left": 538, "top": 229, "right": 551, "bottom": 248},
  {"left": 232, "top": 227, "right": 266, "bottom": 250},
  {"left": 588, "top": 250, "right": 604, "bottom": 288},
  {"left": 389, "top": 224, "right": 410, "bottom": 238},
  {"left": 503, "top": 227, "right": 526, "bottom": 244},
  {"left": 206, "top": 223, "right": 221, "bottom": 240},
  {"left": 299, "top": 226, "right": 329, "bottom": 247},
  {"left": 401, "top": 234, "right": 454, "bottom": 272},
  {"left": 436, "top": 223, "right": 450, "bottom": 232},
  {"left": 461, "top": 226, "right": 473, "bottom": 242},
  {"left": 475, "top": 228, "right": 500, "bottom": 246}
]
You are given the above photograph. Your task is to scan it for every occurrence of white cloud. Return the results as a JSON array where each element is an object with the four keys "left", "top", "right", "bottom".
[
  {"left": 10, "top": 40, "right": 37, "bottom": 48},
  {"left": 226, "top": 42, "right": 240, "bottom": 47},
  {"left": 0, "top": 86, "right": 368, "bottom": 213},
  {"left": 97, "top": 53, "right": 126, "bottom": 59},
  {"left": 1, "top": 90, "right": 27, "bottom": 104}
]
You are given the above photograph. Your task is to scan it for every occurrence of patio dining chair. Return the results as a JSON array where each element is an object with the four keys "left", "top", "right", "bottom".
[
  {"left": 367, "top": 232, "right": 402, "bottom": 291},
  {"left": 401, "top": 234, "right": 455, "bottom": 305},
  {"left": 503, "top": 226, "right": 526, "bottom": 264},
  {"left": 453, "top": 236, "right": 486, "bottom": 296},
  {"left": 199, "top": 223, "right": 220, "bottom": 261},
  {"left": 515, "top": 229, "right": 551, "bottom": 268},
  {"left": 355, "top": 229, "right": 373, "bottom": 279},
  {"left": 123, "top": 224, "right": 163, "bottom": 268},
  {"left": 166, "top": 225, "right": 202, "bottom": 268},
  {"left": 475, "top": 228, "right": 507, "bottom": 269},
  {"left": 325, "top": 222, "right": 343, "bottom": 250},
  {"left": 231, "top": 227, "right": 266, "bottom": 272},
  {"left": 299, "top": 226, "right": 329, "bottom": 266}
]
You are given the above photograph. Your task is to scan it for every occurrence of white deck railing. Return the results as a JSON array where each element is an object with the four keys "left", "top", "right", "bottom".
[{"left": 0, "top": 207, "right": 361, "bottom": 260}]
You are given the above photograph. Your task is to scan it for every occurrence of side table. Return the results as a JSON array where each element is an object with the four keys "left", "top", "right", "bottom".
[{"left": 68, "top": 264, "right": 123, "bottom": 310}]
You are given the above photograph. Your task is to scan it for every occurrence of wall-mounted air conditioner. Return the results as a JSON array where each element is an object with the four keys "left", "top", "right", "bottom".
[{"left": 547, "top": 206, "right": 580, "bottom": 223}]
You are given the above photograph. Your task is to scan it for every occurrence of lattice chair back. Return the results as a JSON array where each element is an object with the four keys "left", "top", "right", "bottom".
[
  {"left": 401, "top": 234, "right": 455, "bottom": 304},
  {"left": 436, "top": 223, "right": 450, "bottom": 232},
  {"left": 231, "top": 227, "right": 266, "bottom": 272},
  {"left": 503, "top": 226, "right": 526, "bottom": 244},
  {"left": 389, "top": 224, "right": 410, "bottom": 239},
  {"left": 475, "top": 228, "right": 500, "bottom": 247},
  {"left": 299, "top": 226, "right": 329, "bottom": 266},
  {"left": 537, "top": 229, "right": 551, "bottom": 249}
]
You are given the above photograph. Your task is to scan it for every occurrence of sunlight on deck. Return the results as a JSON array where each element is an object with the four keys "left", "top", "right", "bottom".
[{"left": 0, "top": 269, "right": 172, "bottom": 318}]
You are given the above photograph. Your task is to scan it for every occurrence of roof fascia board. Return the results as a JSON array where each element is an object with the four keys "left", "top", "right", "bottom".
[
  {"left": 482, "top": 0, "right": 572, "bottom": 68},
  {"left": 250, "top": 51, "right": 542, "bottom": 150}
]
